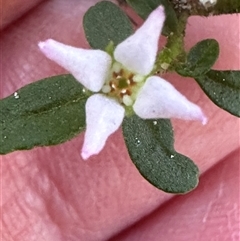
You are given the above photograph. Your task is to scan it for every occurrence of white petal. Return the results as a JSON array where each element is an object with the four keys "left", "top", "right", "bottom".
[
  {"left": 114, "top": 6, "right": 165, "bottom": 75},
  {"left": 38, "top": 39, "right": 112, "bottom": 92},
  {"left": 133, "top": 76, "right": 207, "bottom": 124},
  {"left": 81, "top": 94, "right": 125, "bottom": 160}
]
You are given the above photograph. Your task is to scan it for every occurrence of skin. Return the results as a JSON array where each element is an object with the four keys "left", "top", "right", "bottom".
[
  {"left": 1, "top": 0, "right": 239, "bottom": 240},
  {"left": 0, "top": 0, "right": 44, "bottom": 30}
]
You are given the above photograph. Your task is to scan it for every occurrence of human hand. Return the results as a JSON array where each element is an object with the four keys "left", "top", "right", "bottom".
[{"left": 1, "top": 0, "right": 239, "bottom": 240}]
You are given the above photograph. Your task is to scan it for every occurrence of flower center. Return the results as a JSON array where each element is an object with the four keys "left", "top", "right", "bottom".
[{"left": 101, "top": 62, "right": 145, "bottom": 106}]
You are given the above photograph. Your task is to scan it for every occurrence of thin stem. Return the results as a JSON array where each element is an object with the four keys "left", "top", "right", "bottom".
[
  {"left": 170, "top": 0, "right": 239, "bottom": 16},
  {"left": 154, "top": 12, "right": 188, "bottom": 74}
]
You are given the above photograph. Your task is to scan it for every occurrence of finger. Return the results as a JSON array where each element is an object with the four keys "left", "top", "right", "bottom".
[
  {"left": 0, "top": 0, "right": 45, "bottom": 30},
  {"left": 110, "top": 149, "right": 240, "bottom": 241}
]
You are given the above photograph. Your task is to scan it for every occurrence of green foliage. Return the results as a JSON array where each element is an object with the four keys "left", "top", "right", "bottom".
[
  {"left": 214, "top": 0, "right": 240, "bottom": 15},
  {"left": 0, "top": 75, "right": 87, "bottom": 154},
  {"left": 126, "top": 0, "right": 178, "bottom": 35},
  {"left": 123, "top": 115, "right": 199, "bottom": 193},
  {"left": 195, "top": 70, "right": 240, "bottom": 117},
  {"left": 83, "top": 1, "right": 133, "bottom": 50},
  {"left": 176, "top": 39, "right": 219, "bottom": 77}
]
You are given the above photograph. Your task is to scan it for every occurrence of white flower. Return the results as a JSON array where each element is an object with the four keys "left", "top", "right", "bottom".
[{"left": 38, "top": 6, "right": 207, "bottom": 160}]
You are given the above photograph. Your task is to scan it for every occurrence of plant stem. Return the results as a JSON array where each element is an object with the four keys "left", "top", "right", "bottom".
[
  {"left": 154, "top": 12, "right": 188, "bottom": 74},
  {"left": 170, "top": 0, "right": 239, "bottom": 16}
]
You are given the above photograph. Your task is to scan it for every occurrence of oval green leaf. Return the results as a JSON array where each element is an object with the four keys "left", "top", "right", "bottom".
[
  {"left": 83, "top": 1, "right": 133, "bottom": 50},
  {"left": 177, "top": 39, "right": 219, "bottom": 77},
  {"left": 122, "top": 115, "right": 199, "bottom": 193},
  {"left": 0, "top": 75, "right": 87, "bottom": 154},
  {"left": 195, "top": 70, "right": 240, "bottom": 117},
  {"left": 126, "top": 0, "right": 178, "bottom": 36}
]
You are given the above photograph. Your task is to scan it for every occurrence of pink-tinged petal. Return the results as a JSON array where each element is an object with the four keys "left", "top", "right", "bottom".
[
  {"left": 81, "top": 94, "right": 125, "bottom": 160},
  {"left": 114, "top": 6, "right": 165, "bottom": 75},
  {"left": 38, "top": 39, "right": 112, "bottom": 92},
  {"left": 133, "top": 76, "right": 207, "bottom": 124}
]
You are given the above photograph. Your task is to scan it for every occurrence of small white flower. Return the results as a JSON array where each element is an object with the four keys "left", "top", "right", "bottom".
[{"left": 38, "top": 6, "right": 207, "bottom": 160}]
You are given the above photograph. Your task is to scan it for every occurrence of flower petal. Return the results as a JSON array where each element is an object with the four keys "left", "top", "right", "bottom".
[
  {"left": 133, "top": 76, "right": 207, "bottom": 124},
  {"left": 81, "top": 94, "right": 125, "bottom": 160},
  {"left": 38, "top": 39, "right": 112, "bottom": 92},
  {"left": 114, "top": 6, "right": 165, "bottom": 75}
]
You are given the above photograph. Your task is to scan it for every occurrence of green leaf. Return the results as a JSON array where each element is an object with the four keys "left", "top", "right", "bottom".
[
  {"left": 0, "top": 75, "right": 87, "bottom": 154},
  {"left": 195, "top": 70, "right": 240, "bottom": 117},
  {"left": 122, "top": 115, "right": 199, "bottom": 193},
  {"left": 214, "top": 0, "right": 240, "bottom": 15},
  {"left": 126, "top": 0, "right": 178, "bottom": 35},
  {"left": 177, "top": 39, "right": 219, "bottom": 77},
  {"left": 83, "top": 1, "right": 133, "bottom": 50}
]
